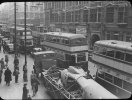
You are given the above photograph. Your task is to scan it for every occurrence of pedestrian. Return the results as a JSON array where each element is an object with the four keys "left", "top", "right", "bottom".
[
  {"left": 22, "top": 83, "right": 29, "bottom": 100},
  {"left": 14, "top": 56, "right": 19, "bottom": 68},
  {"left": 13, "top": 67, "right": 20, "bottom": 83},
  {"left": 0, "top": 43, "right": 1, "bottom": 52},
  {"left": 0, "top": 58, "right": 5, "bottom": 69},
  {"left": 30, "top": 71, "right": 36, "bottom": 90},
  {"left": 32, "top": 77, "right": 40, "bottom": 97},
  {"left": 4, "top": 67, "right": 12, "bottom": 86},
  {"left": 3, "top": 44, "right": 5, "bottom": 53},
  {"left": 23, "top": 63, "right": 28, "bottom": 82},
  {"left": 0, "top": 66, "right": 3, "bottom": 84},
  {"left": 33, "top": 65, "right": 36, "bottom": 74},
  {"left": 5, "top": 55, "right": 9, "bottom": 67}
]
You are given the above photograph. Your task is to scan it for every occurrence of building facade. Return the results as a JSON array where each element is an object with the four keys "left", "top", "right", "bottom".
[
  {"left": 0, "top": 2, "right": 45, "bottom": 27},
  {"left": 44, "top": 1, "right": 132, "bottom": 49}
]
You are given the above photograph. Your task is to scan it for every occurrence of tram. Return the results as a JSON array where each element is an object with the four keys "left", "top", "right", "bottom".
[
  {"left": 9, "top": 26, "right": 33, "bottom": 54},
  {"left": 40, "top": 32, "right": 88, "bottom": 71},
  {"left": 92, "top": 40, "right": 132, "bottom": 98}
]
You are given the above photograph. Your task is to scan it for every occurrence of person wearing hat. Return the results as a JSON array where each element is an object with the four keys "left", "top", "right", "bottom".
[
  {"left": 22, "top": 83, "right": 29, "bottom": 100},
  {"left": 4, "top": 67, "right": 12, "bottom": 86}
]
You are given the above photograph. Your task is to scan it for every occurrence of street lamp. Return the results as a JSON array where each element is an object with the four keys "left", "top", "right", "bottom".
[
  {"left": 24, "top": 2, "right": 27, "bottom": 65},
  {"left": 14, "top": 2, "right": 17, "bottom": 57}
]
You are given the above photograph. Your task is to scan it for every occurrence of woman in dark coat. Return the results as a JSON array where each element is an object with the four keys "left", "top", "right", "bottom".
[
  {"left": 22, "top": 84, "right": 29, "bottom": 100},
  {"left": 4, "top": 67, "right": 12, "bottom": 86}
]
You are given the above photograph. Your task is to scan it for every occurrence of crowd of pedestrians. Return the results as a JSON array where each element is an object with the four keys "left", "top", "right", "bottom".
[{"left": 0, "top": 43, "right": 40, "bottom": 100}]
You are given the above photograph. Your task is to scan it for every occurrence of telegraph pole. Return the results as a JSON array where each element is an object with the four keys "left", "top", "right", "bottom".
[
  {"left": 14, "top": 2, "right": 17, "bottom": 57},
  {"left": 24, "top": 2, "right": 27, "bottom": 65}
]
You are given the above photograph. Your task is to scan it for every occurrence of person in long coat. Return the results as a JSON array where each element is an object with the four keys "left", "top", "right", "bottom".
[
  {"left": 23, "top": 64, "right": 28, "bottom": 82},
  {"left": 22, "top": 84, "right": 29, "bottom": 100},
  {"left": 14, "top": 56, "right": 19, "bottom": 67},
  {"left": 0, "top": 58, "right": 5, "bottom": 69},
  {"left": 4, "top": 67, "right": 12, "bottom": 86},
  {"left": 14, "top": 67, "right": 20, "bottom": 83},
  {"left": 0, "top": 66, "right": 3, "bottom": 84},
  {"left": 5, "top": 55, "right": 9, "bottom": 67},
  {"left": 32, "top": 77, "right": 40, "bottom": 96},
  {"left": 30, "top": 71, "right": 36, "bottom": 90}
]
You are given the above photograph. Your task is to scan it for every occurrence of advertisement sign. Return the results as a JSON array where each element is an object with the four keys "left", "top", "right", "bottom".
[{"left": 76, "top": 26, "right": 87, "bottom": 35}]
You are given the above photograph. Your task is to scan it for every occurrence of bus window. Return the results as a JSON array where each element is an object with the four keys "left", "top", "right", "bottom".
[
  {"left": 106, "top": 48, "right": 115, "bottom": 58},
  {"left": 71, "top": 38, "right": 87, "bottom": 46},
  {"left": 114, "top": 77, "right": 122, "bottom": 88},
  {"left": 52, "top": 37, "right": 56, "bottom": 42},
  {"left": 104, "top": 73, "right": 113, "bottom": 83},
  {"left": 125, "top": 53, "right": 132, "bottom": 63},
  {"left": 93, "top": 46, "right": 99, "bottom": 53},
  {"left": 115, "top": 51, "right": 125, "bottom": 60},
  {"left": 77, "top": 53, "right": 86, "bottom": 62},
  {"left": 56, "top": 37, "right": 60, "bottom": 43},
  {"left": 97, "top": 71, "right": 104, "bottom": 79},
  {"left": 123, "top": 81, "right": 132, "bottom": 92},
  {"left": 94, "top": 46, "right": 106, "bottom": 55},
  {"left": 65, "top": 39, "right": 69, "bottom": 45},
  {"left": 65, "top": 54, "right": 76, "bottom": 65}
]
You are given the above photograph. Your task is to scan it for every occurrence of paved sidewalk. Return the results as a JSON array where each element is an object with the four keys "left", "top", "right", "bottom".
[{"left": 0, "top": 48, "right": 51, "bottom": 99}]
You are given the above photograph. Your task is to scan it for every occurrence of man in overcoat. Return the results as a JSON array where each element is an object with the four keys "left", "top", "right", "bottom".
[{"left": 4, "top": 67, "right": 12, "bottom": 86}]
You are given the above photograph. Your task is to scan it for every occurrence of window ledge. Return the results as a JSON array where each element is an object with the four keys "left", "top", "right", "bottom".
[{"left": 117, "top": 23, "right": 128, "bottom": 27}]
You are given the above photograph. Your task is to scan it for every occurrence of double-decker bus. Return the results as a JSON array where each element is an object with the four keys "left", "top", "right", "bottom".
[
  {"left": 40, "top": 32, "right": 88, "bottom": 71},
  {"left": 92, "top": 40, "right": 132, "bottom": 98},
  {"left": 9, "top": 26, "right": 33, "bottom": 53}
]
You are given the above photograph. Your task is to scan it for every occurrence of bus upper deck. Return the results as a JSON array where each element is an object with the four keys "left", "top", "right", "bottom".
[
  {"left": 40, "top": 32, "right": 87, "bottom": 47},
  {"left": 95, "top": 40, "right": 132, "bottom": 52}
]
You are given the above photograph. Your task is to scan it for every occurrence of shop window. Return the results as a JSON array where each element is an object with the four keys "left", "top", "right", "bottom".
[
  {"left": 105, "top": 73, "right": 113, "bottom": 83},
  {"left": 106, "top": 7, "right": 114, "bottom": 23},
  {"left": 114, "top": 77, "right": 122, "bottom": 87},
  {"left": 106, "top": 48, "right": 115, "bottom": 58},
  {"left": 125, "top": 53, "right": 132, "bottom": 63},
  {"left": 123, "top": 81, "right": 132, "bottom": 92},
  {"left": 115, "top": 51, "right": 124, "bottom": 60}
]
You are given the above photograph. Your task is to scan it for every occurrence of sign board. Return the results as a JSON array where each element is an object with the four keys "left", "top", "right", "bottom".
[{"left": 76, "top": 26, "right": 87, "bottom": 35}]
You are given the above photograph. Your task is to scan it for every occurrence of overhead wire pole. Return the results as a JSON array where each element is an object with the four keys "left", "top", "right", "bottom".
[
  {"left": 24, "top": 2, "right": 27, "bottom": 65},
  {"left": 14, "top": 2, "right": 17, "bottom": 57}
]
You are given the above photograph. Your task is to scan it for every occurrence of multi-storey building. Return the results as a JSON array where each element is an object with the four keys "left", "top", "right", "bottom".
[
  {"left": 0, "top": 2, "right": 45, "bottom": 28},
  {"left": 44, "top": 1, "right": 132, "bottom": 49}
]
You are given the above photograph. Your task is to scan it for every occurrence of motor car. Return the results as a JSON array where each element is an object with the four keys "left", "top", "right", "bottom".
[{"left": 30, "top": 47, "right": 43, "bottom": 57}]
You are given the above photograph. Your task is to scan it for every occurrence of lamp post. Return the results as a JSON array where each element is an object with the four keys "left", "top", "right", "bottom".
[
  {"left": 24, "top": 2, "right": 27, "bottom": 65},
  {"left": 14, "top": 2, "right": 17, "bottom": 57}
]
